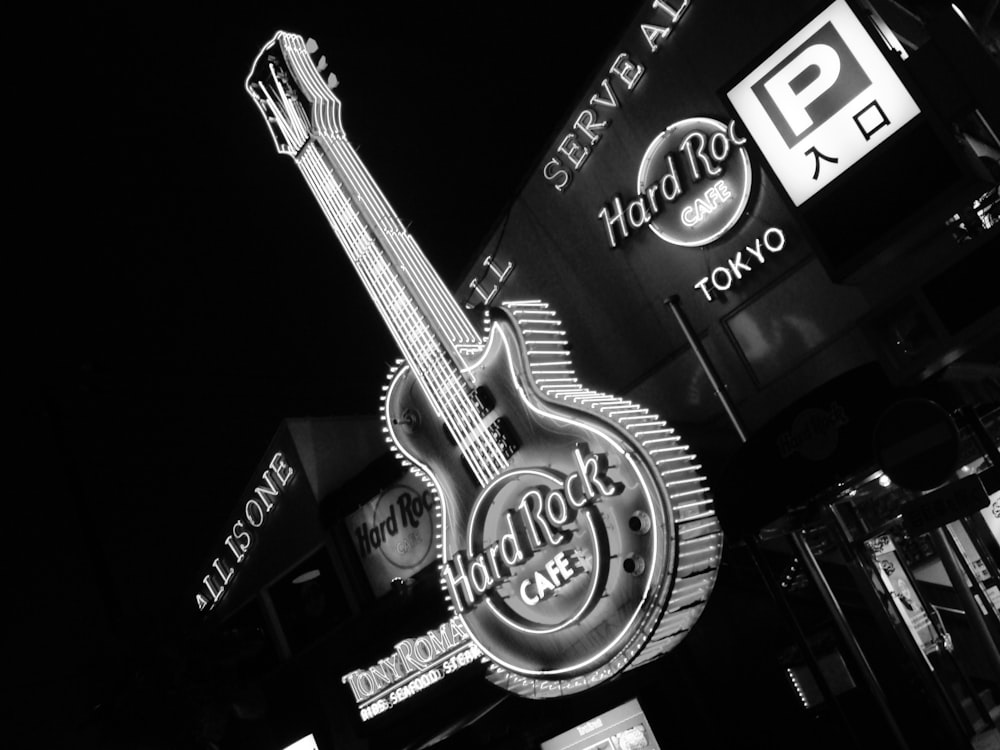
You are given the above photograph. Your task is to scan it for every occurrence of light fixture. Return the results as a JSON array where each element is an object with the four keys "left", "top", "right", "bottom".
[{"left": 292, "top": 569, "right": 321, "bottom": 584}]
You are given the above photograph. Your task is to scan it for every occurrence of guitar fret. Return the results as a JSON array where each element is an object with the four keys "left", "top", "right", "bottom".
[{"left": 330, "top": 141, "right": 481, "bottom": 353}]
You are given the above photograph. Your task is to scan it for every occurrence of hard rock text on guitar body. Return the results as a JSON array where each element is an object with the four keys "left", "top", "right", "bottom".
[{"left": 443, "top": 446, "right": 621, "bottom": 613}]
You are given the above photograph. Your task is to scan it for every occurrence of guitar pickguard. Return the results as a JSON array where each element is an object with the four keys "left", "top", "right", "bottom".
[{"left": 384, "top": 301, "right": 721, "bottom": 698}]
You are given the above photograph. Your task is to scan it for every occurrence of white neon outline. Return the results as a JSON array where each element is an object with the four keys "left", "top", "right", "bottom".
[
  {"left": 268, "top": 33, "right": 482, "bottom": 353},
  {"left": 248, "top": 33, "right": 721, "bottom": 692},
  {"left": 466, "top": 466, "right": 561, "bottom": 545},
  {"left": 484, "top": 508, "right": 605, "bottom": 635},
  {"left": 452, "top": 324, "right": 668, "bottom": 677},
  {"left": 636, "top": 117, "right": 753, "bottom": 248},
  {"left": 250, "top": 33, "right": 506, "bottom": 487},
  {"left": 383, "top": 368, "right": 456, "bottom": 553},
  {"left": 354, "top": 639, "right": 472, "bottom": 707}
]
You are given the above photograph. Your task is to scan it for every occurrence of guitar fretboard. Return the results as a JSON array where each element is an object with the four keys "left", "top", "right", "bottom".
[{"left": 295, "top": 140, "right": 510, "bottom": 485}]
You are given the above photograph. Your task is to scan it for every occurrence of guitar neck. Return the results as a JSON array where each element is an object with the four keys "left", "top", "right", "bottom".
[
  {"left": 302, "top": 133, "right": 481, "bottom": 357},
  {"left": 250, "top": 31, "right": 510, "bottom": 486}
]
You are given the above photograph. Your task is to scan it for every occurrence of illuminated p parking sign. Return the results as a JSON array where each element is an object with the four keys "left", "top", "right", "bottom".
[{"left": 727, "top": 0, "right": 919, "bottom": 205}]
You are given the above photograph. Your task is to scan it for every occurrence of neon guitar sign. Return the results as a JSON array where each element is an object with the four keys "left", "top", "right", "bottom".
[{"left": 246, "top": 32, "right": 722, "bottom": 698}]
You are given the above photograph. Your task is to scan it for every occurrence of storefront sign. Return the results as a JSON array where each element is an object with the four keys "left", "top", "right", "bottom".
[
  {"left": 727, "top": 0, "right": 920, "bottom": 205},
  {"left": 346, "top": 480, "right": 435, "bottom": 597},
  {"left": 542, "top": 0, "right": 693, "bottom": 192},
  {"left": 692, "top": 226, "right": 786, "bottom": 301},
  {"left": 195, "top": 452, "right": 296, "bottom": 611},
  {"left": 598, "top": 113, "right": 788, "bottom": 302},
  {"left": 600, "top": 117, "right": 751, "bottom": 249},
  {"left": 541, "top": 698, "right": 662, "bottom": 750},
  {"left": 776, "top": 402, "right": 850, "bottom": 460},
  {"left": 341, "top": 616, "right": 479, "bottom": 721}
]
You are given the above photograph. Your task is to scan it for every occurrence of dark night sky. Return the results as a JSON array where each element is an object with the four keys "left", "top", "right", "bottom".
[
  {"left": 20, "top": 1, "right": 642, "bottom": 738},
  {"left": 22, "top": 1, "right": 993, "bottom": 742}
]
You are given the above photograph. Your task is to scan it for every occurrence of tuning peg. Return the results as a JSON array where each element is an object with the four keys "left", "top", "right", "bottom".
[
  {"left": 327, "top": 72, "right": 339, "bottom": 90},
  {"left": 305, "top": 37, "right": 319, "bottom": 54},
  {"left": 317, "top": 55, "right": 328, "bottom": 72}
]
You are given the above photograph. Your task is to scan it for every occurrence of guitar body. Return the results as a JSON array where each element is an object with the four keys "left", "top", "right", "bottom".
[{"left": 384, "top": 301, "right": 721, "bottom": 697}]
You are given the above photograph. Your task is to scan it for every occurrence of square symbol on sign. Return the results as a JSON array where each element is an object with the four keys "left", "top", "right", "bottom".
[
  {"left": 750, "top": 20, "right": 871, "bottom": 149},
  {"left": 854, "top": 99, "right": 890, "bottom": 140}
]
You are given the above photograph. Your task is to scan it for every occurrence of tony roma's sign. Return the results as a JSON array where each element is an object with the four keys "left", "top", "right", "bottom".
[{"left": 342, "top": 616, "right": 480, "bottom": 721}]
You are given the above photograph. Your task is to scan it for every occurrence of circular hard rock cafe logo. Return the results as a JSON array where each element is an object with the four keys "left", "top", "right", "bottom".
[
  {"left": 636, "top": 116, "right": 752, "bottom": 247},
  {"left": 370, "top": 485, "right": 434, "bottom": 569},
  {"left": 440, "top": 440, "right": 690, "bottom": 696}
]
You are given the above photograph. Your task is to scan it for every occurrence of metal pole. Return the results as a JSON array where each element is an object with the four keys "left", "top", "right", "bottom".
[
  {"left": 664, "top": 295, "right": 748, "bottom": 443},
  {"left": 791, "top": 530, "right": 911, "bottom": 750},
  {"left": 930, "top": 526, "right": 1000, "bottom": 682}
]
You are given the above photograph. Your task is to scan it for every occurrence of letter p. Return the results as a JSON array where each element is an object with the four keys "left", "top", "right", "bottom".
[
  {"left": 763, "top": 44, "right": 841, "bottom": 137},
  {"left": 750, "top": 21, "right": 871, "bottom": 148}
]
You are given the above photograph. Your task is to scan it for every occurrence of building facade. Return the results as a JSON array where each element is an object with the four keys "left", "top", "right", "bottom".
[{"left": 192, "top": 2, "right": 999, "bottom": 749}]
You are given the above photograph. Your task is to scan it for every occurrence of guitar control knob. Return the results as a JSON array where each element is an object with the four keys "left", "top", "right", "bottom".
[
  {"left": 628, "top": 511, "right": 652, "bottom": 535},
  {"left": 623, "top": 554, "right": 646, "bottom": 576}
]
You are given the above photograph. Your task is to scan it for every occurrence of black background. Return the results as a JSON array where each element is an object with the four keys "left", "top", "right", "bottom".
[
  {"left": 20, "top": 1, "right": 641, "bottom": 740},
  {"left": 18, "top": 1, "right": 995, "bottom": 745}
]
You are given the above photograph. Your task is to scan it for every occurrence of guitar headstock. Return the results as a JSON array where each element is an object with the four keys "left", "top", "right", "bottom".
[{"left": 245, "top": 31, "right": 344, "bottom": 157}]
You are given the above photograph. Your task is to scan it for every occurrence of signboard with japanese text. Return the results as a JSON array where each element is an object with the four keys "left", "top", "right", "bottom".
[
  {"left": 460, "top": 0, "right": 891, "bottom": 450},
  {"left": 727, "top": 0, "right": 920, "bottom": 205}
]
